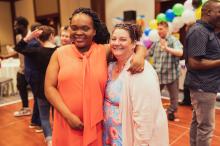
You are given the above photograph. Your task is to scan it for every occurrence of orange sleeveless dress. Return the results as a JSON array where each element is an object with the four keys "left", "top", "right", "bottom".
[{"left": 52, "top": 43, "right": 107, "bottom": 146}]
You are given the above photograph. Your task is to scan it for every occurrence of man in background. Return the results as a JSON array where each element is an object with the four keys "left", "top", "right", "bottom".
[
  {"left": 13, "top": 16, "right": 31, "bottom": 117},
  {"left": 184, "top": 1, "right": 220, "bottom": 145},
  {"left": 150, "top": 21, "right": 183, "bottom": 121}
]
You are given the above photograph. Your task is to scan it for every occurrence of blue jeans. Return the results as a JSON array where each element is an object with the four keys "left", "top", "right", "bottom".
[{"left": 37, "top": 97, "right": 52, "bottom": 141}]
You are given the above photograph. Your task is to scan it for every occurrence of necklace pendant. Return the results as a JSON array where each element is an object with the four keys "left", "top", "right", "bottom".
[{"left": 115, "top": 64, "right": 125, "bottom": 73}]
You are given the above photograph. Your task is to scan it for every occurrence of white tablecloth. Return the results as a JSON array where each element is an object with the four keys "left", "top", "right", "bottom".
[{"left": 0, "top": 58, "right": 20, "bottom": 93}]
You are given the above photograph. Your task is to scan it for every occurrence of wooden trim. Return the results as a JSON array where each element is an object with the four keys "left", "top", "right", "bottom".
[
  {"left": 155, "top": 0, "right": 185, "bottom": 17},
  {"left": 0, "top": 0, "right": 20, "bottom": 2},
  {"left": 33, "top": 0, "right": 60, "bottom": 26},
  {"left": 91, "top": 0, "right": 106, "bottom": 23},
  {"left": 10, "top": 0, "right": 16, "bottom": 44},
  {"left": 57, "top": 0, "right": 61, "bottom": 26},
  {"left": 33, "top": 0, "right": 37, "bottom": 20},
  {"left": 35, "top": 13, "right": 59, "bottom": 20}
]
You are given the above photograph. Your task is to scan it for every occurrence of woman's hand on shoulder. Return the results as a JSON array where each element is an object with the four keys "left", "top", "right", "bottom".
[
  {"left": 128, "top": 45, "right": 146, "bottom": 74},
  {"left": 128, "top": 53, "right": 145, "bottom": 74}
]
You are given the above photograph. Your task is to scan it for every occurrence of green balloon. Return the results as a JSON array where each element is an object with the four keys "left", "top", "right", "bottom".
[
  {"left": 172, "top": 3, "right": 184, "bottom": 16},
  {"left": 156, "top": 13, "right": 166, "bottom": 23},
  {"left": 202, "top": 0, "right": 208, "bottom": 4}
]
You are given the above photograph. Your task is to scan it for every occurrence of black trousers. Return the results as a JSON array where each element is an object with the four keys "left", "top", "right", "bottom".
[
  {"left": 25, "top": 69, "right": 42, "bottom": 126},
  {"left": 16, "top": 72, "right": 28, "bottom": 107},
  {"left": 182, "top": 78, "right": 191, "bottom": 105}
]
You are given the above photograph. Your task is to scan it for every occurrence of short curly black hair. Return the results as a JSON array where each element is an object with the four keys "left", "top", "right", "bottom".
[
  {"left": 15, "top": 16, "right": 29, "bottom": 28},
  {"left": 69, "top": 7, "right": 110, "bottom": 44}
]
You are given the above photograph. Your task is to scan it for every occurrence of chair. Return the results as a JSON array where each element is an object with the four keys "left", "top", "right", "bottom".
[{"left": 0, "top": 77, "right": 15, "bottom": 97}]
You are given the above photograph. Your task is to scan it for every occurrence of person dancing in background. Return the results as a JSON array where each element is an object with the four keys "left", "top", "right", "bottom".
[
  {"left": 13, "top": 17, "right": 32, "bottom": 117},
  {"left": 15, "top": 25, "right": 57, "bottom": 146},
  {"left": 150, "top": 21, "right": 183, "bottom": 121},
  {"left": 60, "top": 25, "right": 72, "bottom": 46}
]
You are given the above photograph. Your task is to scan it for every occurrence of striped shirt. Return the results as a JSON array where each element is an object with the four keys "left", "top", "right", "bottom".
[{"left": 150, "top": 35, "right": 183, "bottom": 84}]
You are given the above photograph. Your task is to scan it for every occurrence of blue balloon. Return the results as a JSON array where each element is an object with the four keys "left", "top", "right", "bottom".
[
  {"left": 144, "top": 28, "right": 151, "bottom": 36},
  {"left": 165, "top": 9, "right": 175, "bottom": 22}
]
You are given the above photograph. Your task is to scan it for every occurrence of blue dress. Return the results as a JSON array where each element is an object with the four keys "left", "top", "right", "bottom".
[{"left": 103, "top": 63, "right": 123, "bottom": 146}]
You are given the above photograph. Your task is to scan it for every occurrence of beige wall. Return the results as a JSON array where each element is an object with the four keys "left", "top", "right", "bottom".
[
  {"left": 0, "top": 0, "right": 154, "bottom": 45},
  {"left": 106, "top": 0, "right": 155, "bottom": 32},
  {"left": 35, "top": 0, "right": 58, "bottom": 16},
  {"left": 15, "top": 0, "right": 35, "bottom": 27},
  {"left": 60, "top": 0, "right": 91, "bottom": 26},
  {"left": 0, "top": 2, "right": 13, "bottom": 45},
  {"left": 0, "top": 0, "right": 35, "bottom": 45}
]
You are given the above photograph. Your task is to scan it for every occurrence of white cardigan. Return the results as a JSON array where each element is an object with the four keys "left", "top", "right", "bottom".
[{"left": 118, "top": 60, "right": 169, "bottom": 146}]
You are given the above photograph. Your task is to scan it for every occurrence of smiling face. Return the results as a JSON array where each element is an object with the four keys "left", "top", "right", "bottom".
[
  {"left": 70, "top": 13, "right": 96, "bottom": 51},
  {"left": 209, "top": 3, "right": 220, "bottom": 28},
  {"left": 157, "top": 24, "right": 168, "bottom": 39},
  {"left": 60, "top": 30, "right": 71, "bottom": 45},
  {"left": 110, "top": 28, "right": 135, "bottom": 61},
  {"left": 202, "top": 1, "right": 220, "bottom": 28}
]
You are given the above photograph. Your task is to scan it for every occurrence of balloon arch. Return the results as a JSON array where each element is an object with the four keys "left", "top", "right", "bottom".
[{"left": 140, "top": 0, "right": 207, "bottom": 49}]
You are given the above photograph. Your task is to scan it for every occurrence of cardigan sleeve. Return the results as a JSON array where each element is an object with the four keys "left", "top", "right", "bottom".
[
  {"left": 130, "top": 63, "right": 162, "bottom": 146},
  {"left": 14, "top": 39, "right": 40, "bottom": 55}
]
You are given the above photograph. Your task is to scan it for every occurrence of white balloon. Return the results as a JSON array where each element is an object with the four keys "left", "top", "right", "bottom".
[
  {"left": 172, "top": 25, "right": 180, "bottom": 33},
  {"left": 172, "top": 17, "right": 184, "bottom": 32},
  {"left": 168, "top": 22, "right": 173, "bottom": 34},
  {"left": 140, "top": 34, "right": 148, "bottom": 46},
  {"left": 182, "top": 9, "right": 196, "bottom": 24},
  {"left": 184, "top": 0, "right": 193, "bottom": 10},
  {"left": 140, "top": 33, "right": 148, "bottom": 41},
  {"left": 148, "top": 30, "right": 160, "bottom": 42}
]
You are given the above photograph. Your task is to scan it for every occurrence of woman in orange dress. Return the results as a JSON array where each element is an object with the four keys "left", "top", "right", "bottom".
[{"left": 44, "top": 8, "right": 146, "bottom": 146}]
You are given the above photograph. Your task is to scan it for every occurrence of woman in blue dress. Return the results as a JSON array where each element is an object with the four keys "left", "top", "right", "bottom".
[{"left": 103, "top": 23, "right": 169, "bottom": 146}]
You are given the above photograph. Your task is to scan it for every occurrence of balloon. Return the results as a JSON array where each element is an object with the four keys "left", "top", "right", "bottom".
[
  {"left": 184, "top": 0, "right": 193, "bottom": 10},
  {"left": 149, "top": 19, "right": 158, "bottom": 30},
  {"left": 149, "top": 56, "right": 154, "bottom": 65},
  {"left": 181, "top": 9, "right": 196, "bottom": 24},
  {"left": 168, "top": 22, "right": 173, "bottom": 34},
  {"left": 172, "top": 3, "right": 184, "bottom": 16},
  {"left": 156, "top": 13, "right": 166, "bottom": 23},
  {"left": 144, "top": 28, "right": 151, "bottom": 36},
  {"left": 202, "top": 0, "right": 208, "bottom": 4},
  {"left": 172, "top": 17, "right": 184, "bottom": 32},
  {"left": 143, "top": 39, "right": 153, "bottom": 49},
  {"left": 148, "top": 30, "right": 160, "bottom": 42},
  {"left": 165, "top": 9, "right": 175, "bottom": 22},
  {"left": 195, "top": 5, "right": 202, "bottom": 20},
  {"left": 137, "top": 19, "right": 145, "bottom": 28}
]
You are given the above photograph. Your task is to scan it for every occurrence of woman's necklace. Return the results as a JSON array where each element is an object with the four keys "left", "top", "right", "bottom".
[{"left": 115, "top": 62, "right": 126, "bottom": 73}]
